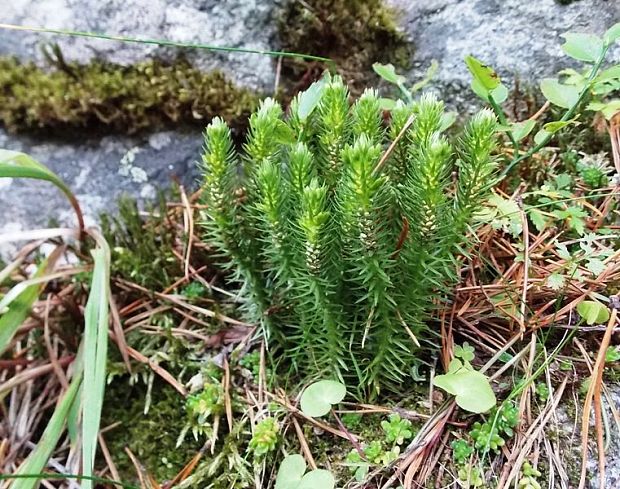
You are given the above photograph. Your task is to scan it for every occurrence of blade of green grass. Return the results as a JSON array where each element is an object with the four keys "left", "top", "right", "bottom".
[
  {"left": 0, "top": 23, "right": 335, "bottom": 67},
  {"left": 12, "top": 370, "right": 82, "bottom": 489},
  {"left": 0, "top": 259, "right": 49, "bottom": 355},
  {"left": 0, "top": 149, "right": 84, "bottom": 235},
  {"left": 81, "top": 229, "right": 111, "bottom": 489}
]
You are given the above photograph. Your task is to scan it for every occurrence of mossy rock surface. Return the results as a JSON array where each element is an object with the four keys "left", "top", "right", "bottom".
[
  {"left": 278, "top": 0, "right": 412, "bottom": 94},
  {"left": 0, "top": 57, "right": 258, "bottom": 135}
]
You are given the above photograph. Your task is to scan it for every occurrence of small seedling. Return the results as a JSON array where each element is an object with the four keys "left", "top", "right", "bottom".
[
  {"left": 452, "top": 439, "right": 474, "bottom": 465},
  {"left": 381, "top": 413, "right": 413, "bottom": 445},
  {"left": 606, "top": 346, "right": 620, "bottom": 363},
  {"left": 518, "top": 462, "right": 542, "bottom": 489},
  {"left": 433, "top": 344, "right": 496, "bottom": 413},
  {"left": 249, "top": 417, "right": 280, "bottom": 457}
]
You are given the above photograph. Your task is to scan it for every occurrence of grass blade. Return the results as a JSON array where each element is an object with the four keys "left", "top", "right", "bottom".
[
  {"left": 0, "top": 149, "right": 84, "bottom": 235},
  {"left": 0, "top": 259, "right": 48, "bottom": 355},
  {"left": 0, "top": 23, "right": 334, "bottom": 66},
  {"left": 12, "top": 372, "right": 82, "bottom": 489},
  {"left": 81, "top": 230, "right": 111, "bottom": 489}
]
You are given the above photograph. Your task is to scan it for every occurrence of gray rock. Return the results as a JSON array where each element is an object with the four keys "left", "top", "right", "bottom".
[
  {"left": 387, "top": 0, "right": 620, "bottom": 109},
  {"left": 555, "top": 382, "right": 620, "bottom": 488},
  {"left": 0, "top": 128, "right": 203, "bottom": 256},
  {"left": 0, "top": 0, "right": 283, "bottom": 90}
]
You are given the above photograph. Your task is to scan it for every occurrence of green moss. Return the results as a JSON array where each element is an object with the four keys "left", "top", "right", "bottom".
[
  {"left": 101, "top": 194, "right": 181, "bottom": 290},
  {"left": 100, "top": 378, "right": 202, "bottom": 483},
  {"left": 278, "top": 0, "right": 412, "bottom": 93},
  {"left": 0, "top": 56, "right": 259, "bottom": 134}
]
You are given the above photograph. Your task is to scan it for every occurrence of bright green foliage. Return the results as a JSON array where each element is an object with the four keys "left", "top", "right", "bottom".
[
  {"left": 0, "top": 57, "right": 257, "bottom": 134},
  {"left": 470, "top": 421, "right": 505, "bottom": 453},
  {"left": 519, "top": 462, "right": 542, "bottom": 489},
  {"left": 300, "top": 380, "right": 346, "bottom": 417},
  {"left": 381, "top": 414, "right": 413, "bottom": 445},
  {"left": 239, "top": 351, "right": 261, "bottom": 378},
  {"left": 275, "top": 454, "right": 335, "bottom": 489},
  {"left": 186, "top": 384, "right": 225, "bottom": 427},
  {"left": 452, "top": 439, "right": 474, "bottom": 465},
  {"left": 249, "top": 417, "right": 279, "bottom": 457},
  {"left": 433, "top": 345, "right": 496, "bottom": 414},
  {"left": 199, "top": 74, "right": 498, "bottom": 393},
  {"left": 469, "top": 402, "right": 519, "bottom": 453},
  {"left": 458, "top": 466, "right": 485, "bottom": 488},
  {"left": 577, "top": 152, "right": 613, "bottom": 188}
]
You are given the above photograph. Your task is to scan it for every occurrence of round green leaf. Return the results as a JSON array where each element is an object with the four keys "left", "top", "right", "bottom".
[
  {"left": 465, "top": 55, "right": 501, "bottom": 91},
  {"left": 605, "top": 22, "right": 620, "bottom": 44},
  {"left": 561, "top": 33, "right": 604, "bottom": 62},
  {"left": 540, "top": 79, "right": 580, "bottom": 109},
  {"left": 489, "top": 84, "right": 508, "bottom": 104},
  {"left": 587, "top": 99, "right": 620, "bottom": 120},
  {"left": 510, "top": 119, "right": 536, "bottom": 141},
  {"left": 433, "top": 369, "right": 496, "bottom": 414},
  {"left": 576, "top": 300, "right": 610, "bottom": 326},
  {"left": 300, "top": 380, "right": 346, "bottom": 417},
  {"left": 295, "top": 79, "right": 326, "bottom": 122},
  {"left": 275, "top": 454, "right": 307, "bottom": 489},
  {"left": 533, "top": 128, "right": 551, "bottom": 145},
  {"left": 439, "top": 111, "right": 457, "bottom": 132},
  {"left": 372, "top": 63, "right": 406, "bottom": 86},
  {"left": 379, "top": 98, "right": 397, "bottom": 111},
  {"left": 298, "top": 469, "right": 335, "bottom": 489}
]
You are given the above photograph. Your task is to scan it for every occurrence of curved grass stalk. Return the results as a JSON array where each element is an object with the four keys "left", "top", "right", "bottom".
[{"left": 0, "top": 23, "right": 336, "bottom": 68}]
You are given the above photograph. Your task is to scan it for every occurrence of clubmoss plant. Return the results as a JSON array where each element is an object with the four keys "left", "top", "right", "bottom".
[{"left": 199, "top": 74, "right": 498, "bottom": 394}]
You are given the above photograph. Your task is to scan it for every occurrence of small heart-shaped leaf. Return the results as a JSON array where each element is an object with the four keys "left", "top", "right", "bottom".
[
  {"left": 576, "top": 300, "right": 610, "bottom": 325},
  {"left": 298, "top": 469, "right": 335, "bottom": 489},
  {"left": 540, "top": 79, "right": 580, "bottom": 109},
  {"left": 300, "top": 380, "right": 346, "bottom": 417},
  {"left": 434, "top": 369, "right": 496, "bottom": 414},
  {"left": 275, "top": 454, "right": 306, "bottom": 489}
]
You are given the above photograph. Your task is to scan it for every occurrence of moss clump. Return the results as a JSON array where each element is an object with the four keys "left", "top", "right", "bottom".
[
  {"left": 100, "top": 378, "right": 202, "bottom": 483},
  {"left": 278, "top": 0, "right": 412, "bottom": 93},
  {"left": 101, "top": 195, "right": 181, "bottom": 290},
  {"left": 0, "top": 56, "right": 259, "bottom": 134}
]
